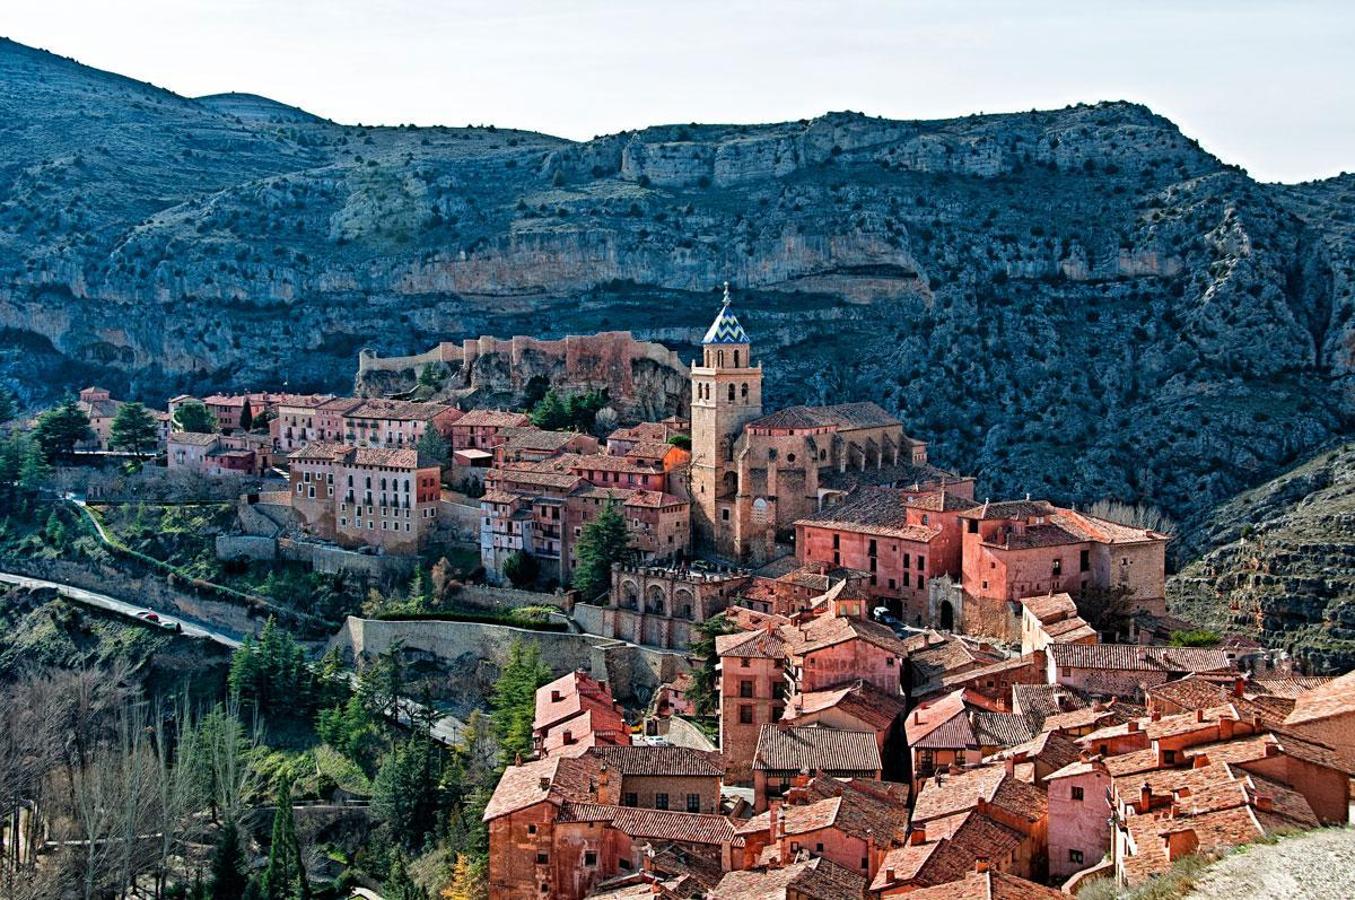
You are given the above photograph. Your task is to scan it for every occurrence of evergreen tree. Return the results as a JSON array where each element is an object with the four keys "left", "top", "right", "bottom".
[
  {"left": 501, "top": 550, "right": 539, "bottom": 589},
  {"left": 172, "top": 399, "right": 218, "bottom": 434},
  {"left": 0, "top": 387, "right": 15, "bottom": 424},
  {"left": 570, "top": 500, "right": 629, "bottom": 601},
  {"left": 239, "top": 398, "right": 254, "bottom": 433},
  {"left": 18, "top": 438, "right": 49, "bottom": 489},
  {"left": 209, "top": 819, "right": 248, "bottom": 900},
  {"left": 372, "top": 738, "right": 443, "bottom": 852},
  {"left": 687, "top": 614, "right": 740, "bottom": 717},
  {"left": 528, "top": 389, "right": 568, "bottom": 430},
  {"left": 261, "top": 778, "right": 308, "bottom": 900},
  {"left": 416, "top": 426, "right": 450, "bottom": 466},
  {"left": 228, "top": 618, "right": 314, "bottom": 720},
  {"left": 489, "top": 641, "right": 550, "bottom": 766},
  {"left": 33, "top": 397, "right": 94, "bottom": 460},
  {"left": 109, "top": 401, "right": 160, "bottom": 454},
  {"left": 384, "top": 852, "right": 429, "bottom": 900}
]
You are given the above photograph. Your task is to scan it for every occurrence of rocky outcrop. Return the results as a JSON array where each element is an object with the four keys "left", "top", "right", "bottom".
[
  {"left": 1168, "top": 442, "right": 1355, "bottom": 672},
  {"left": 1, "top": 38, "right": 1353, "bottom": 535}
]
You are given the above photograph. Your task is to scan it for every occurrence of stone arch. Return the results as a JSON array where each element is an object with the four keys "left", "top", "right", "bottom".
[
  {"left": 721, "top": 470, "right": 738, "bottom": 497},
  {"left": 620, "top": 579, "right": 639, "bottom": 609},
  {"left": 646, "top": 584, "right": 667, "bottom": 615},
  {"left": 673, "top": 588, "right": 695, "bottom": 620},
  {"left": 939, "top": 599, "right": 955, "bottom": 631}
]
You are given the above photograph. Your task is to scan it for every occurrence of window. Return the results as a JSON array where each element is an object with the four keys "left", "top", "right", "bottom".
[
  {"left": 687, "top": 793, "right": 701, "bottom": 813},
  {"left": 1069, "top": 849, "right": 1084, "bottom": 864},
  {"left": 623, "top": 792, "right": 638, "bottom": 807},
  {"left": 584, "top": 851, "right": 597, "bottom": 866},
  {"left": 722, "top": 508, "right": 730, "bottom": 521},
  {"left": 1072, "top": 786, "right": 1085, "bottom": 801},
  {"left": 1080, "top": 549, "right": 1091, "bottom": 572},
  {"left": 967, "top": 519, "right": 978, "bottom": 534},
  {"left": 1164, "top": 750, "right": 1176, "bottom": 764},
  {"left": 536, "top": 853, "right": 548, "bottom": 865},
  {"left": 740, "top": 657, "right": 750, "bottom": 668},
  {"left": 738, "top": 705, "right": 754, "bottom": 724},
  {"left": 1052, "top": 558, "right": 1063, "bottom": 576},
  {"left": 654, "top": 793, "right": 669, "bottom": 810},
  {"left": 816, "top": 843, "right": 824, "bottom": 853},
  {"left": 739, "top": 680, "right": 754, "bottom": 698},
  {"left": 919, "top": 749, "right": 934, "bottom": 771},
  {"left": 728, "top": 384, "right": 735, "bottom": 402},
  {"left": 868, "top": 539, "right": 877, "bottom": 557},
  {"left": 916, "top": 554, "right": 925, "bottom": 571},
  {"left": 955, "top": 749, "right": 966, "bottom": 766},
  {"left": 527, "top": 824, "right": 537, "bottom": 834}
]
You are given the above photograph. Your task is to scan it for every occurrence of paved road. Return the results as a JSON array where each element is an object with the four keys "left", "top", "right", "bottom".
[
  {"left": 0, "top": 568, "right": 464, "bottom": 745},
  {"left": 0, "top": 570, "right": 244, "bottom": 648}
]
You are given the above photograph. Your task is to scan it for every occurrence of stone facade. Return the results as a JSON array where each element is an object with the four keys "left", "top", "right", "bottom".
[{"left": 573, "top": 563, "right": 751, "bottom": 650}]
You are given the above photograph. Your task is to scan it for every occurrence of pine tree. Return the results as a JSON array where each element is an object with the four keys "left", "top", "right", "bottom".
[
  {"left": 209, "top": 818, "right": 248, "bottom": 900},
  {"left": 372, "top": 738, "right": 443, "bottom": 852},
  {"left": 489, "top": 641, "right": 550, "bottom": 766},
  {"left": 416, "top": 426, "right": 450, "bottom": 466},
  {"left": 172, "top": 399, "right": 218, "bottom": 434},
  {"left": 528, "top": 389, "right": 568, "bottom": 430},
  {"left": 570, "top": 500, "right": 629, "bottom": 601},
  {"left": 0, "top": 387, "right": 15, "bottom": 424},
  {"left": 261, "top": 778, "right": 308, "bottom": 900},
  {"left": 33, "top": 397, "right": 94, "bottom": 460},
  {"left": 109, "top": 401, "right": 160, "bottom": 454},
  {"left": 384, "top": 852, "right": 429, "bottom": 900},
  {"left": 687, "top": 614, "right": 740, "bottom": 716}
]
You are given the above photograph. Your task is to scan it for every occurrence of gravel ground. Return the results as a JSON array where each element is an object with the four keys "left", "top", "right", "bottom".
[{"left": 1185, "top": 828, "right": 1355, "bottom": 899}]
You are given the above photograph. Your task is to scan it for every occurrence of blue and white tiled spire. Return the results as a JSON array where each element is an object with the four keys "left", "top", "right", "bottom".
[{"left": 701, "top": 281, "right": 750, "bottom": 344}]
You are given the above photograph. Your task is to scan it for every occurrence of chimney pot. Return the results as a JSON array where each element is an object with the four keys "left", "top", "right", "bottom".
[
  {"left": 1195, "top": 708, "right": 1205, "bottom": 723},
  {"left": 1128, "top": 720, "right": 1139, "bottom": 733},
  {"left": 975, "top": 856, "right": 990, "bottom": 874},
  {"left": 1233, "top": 675, "right": 1246, "bottom": 698},
  {"left": 1151, "top": 710, "right": 1162, "bottom": 722},
  {"left": 910, "top": 826, "right": 927, "bottom": 846},
  {"left": 885, "top": 867, "right": 895, "bottom": 882}
]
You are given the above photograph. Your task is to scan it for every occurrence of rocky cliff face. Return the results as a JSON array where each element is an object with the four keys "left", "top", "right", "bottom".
[
  {"left": 1168, "top": 442, "right": 1355, "bottom": 672},
  {"left": 1, "top": 38, "right": 1353, "bottom": 532}
]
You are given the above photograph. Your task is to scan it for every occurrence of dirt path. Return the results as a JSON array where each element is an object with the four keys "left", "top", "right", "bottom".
[{"left": 1185, "top": 828, "right": 1355, "bottom": 899}]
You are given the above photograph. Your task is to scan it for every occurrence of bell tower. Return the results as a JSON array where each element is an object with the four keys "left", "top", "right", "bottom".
[{"left": 690, "top": 283, "right": 763, "bottom": 555}]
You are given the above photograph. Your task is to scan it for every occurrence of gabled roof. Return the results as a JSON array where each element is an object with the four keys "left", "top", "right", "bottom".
[
  {"left": 752, "top": 725, "right": 882, "bottom": 773},
  {"left": 1048, "top": 643, "right": 1232, "bottom": 673},
  {"left": 1018, "top": 592, "right": 1079, "bottom": 624},
  {"left": 871, "top": 812, "right": 1024, "bottom": 891},
  {"left": 344, "top": 398, "right": 457, "bottom": 421},
  {"left": 783, "top": 612, "right": 911, "bottom": 658},
  {"left": 589, "top": 746, "right": 723, "bottom": 778},
  {"left": 970, "top": 711, "right": 1041, "bottom": 748},
  {"left": 1284, "top": 669, "right": 1355, "bottom": 727},
  {"left": 783, "top": 681, "right": 907, "bottom": 732},
  {"left": 482, "top": 753, "right": 600, "bottom": 821},
  {"left": 794, "top": 487, "right": 941, "bottom": 541},
  {"left": 715, "top": 627, "right": 786, "bottom": 659},
  {"left": 904, "top": 690, "right": 974, "bottom": 749},
  {"left": 709, "top": 856, "right": 865, "bottom": 900},
  {"left": 454, "top": 409, "right": 531, "bottom": 428},
  {"left": 878, "top": 869, "right": 1066, "bottom": 899},
  {"left": 985, "top": 729, "right": 1083, "bottom": 774},
  {"left": 557, "top": 802, "right": 739, "bottom": 846},
  {"left": 736, "top": 777, "right": 910, "bottom": 844},
  {"left": 747, "top": 401, "right": 899, "bottom": 432},
  {"left": 912, "top": 763, "right": 1048, "bottom": 825}
]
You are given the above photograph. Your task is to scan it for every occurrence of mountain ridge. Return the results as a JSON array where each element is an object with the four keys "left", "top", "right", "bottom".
[{"left": 1, "top": 38, "right": 1352, "bottom": 542}]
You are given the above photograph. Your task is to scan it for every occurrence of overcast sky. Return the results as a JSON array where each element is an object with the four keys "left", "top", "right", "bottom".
[{"left": 6, "top": 1, "right": 1353, "bottom": 183}]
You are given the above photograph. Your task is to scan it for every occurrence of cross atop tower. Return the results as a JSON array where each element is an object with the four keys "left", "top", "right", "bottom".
[{"left": 722, "top": 280, "right": 731, "bottom": 306}]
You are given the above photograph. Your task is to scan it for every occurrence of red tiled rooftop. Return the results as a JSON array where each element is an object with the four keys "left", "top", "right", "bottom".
[
  {"left": 753, "top": 724, "right": 883, "bottom": 774},
  {"left": 709, "top": 856, "right": 866, "bottom": 900},
  {"left": 912, "top": 763, "right": 1048, "bottom": 825},
  {"left": 1048, "top": 643, "right": 1232, "bottom": 673},
  {"left": 1284, "top": 670, "right": 1355, "bottom": 727}
]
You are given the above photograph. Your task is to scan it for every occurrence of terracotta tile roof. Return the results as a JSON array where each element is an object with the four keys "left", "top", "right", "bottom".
[
  {"left": 623, "top": 440, "right": 676, "bottom": 460},
  {"left": 905, "top": 690, "right": 977, "bottom": 750},
  {"left": 909, "top": 637, "right": 1003, "bottom": 692},
  {"left": 709, "top": 856, "right": 866, "bottom": 900},
  {"left": 455, "top": 409, "right": 531, "bottom": 428},
  {"left": 1249, "top": 673, "right": 1335, "bottom": 699},
  {"left": 288, "top": 441, "right": 349, "bottom": 462},
  {"left": 783, "top": 681, "right": 907, "bottom": 733},
  {"left": 1040, "top": 706, "right": 1119, "bottom": 734},
  {"left": 959, "top": 500, "right": 1057, "bottom": 521},
  {"left": 971, "top": 711, "right": 1041, "bottom": 748},
  {"left": 877, "top": 869, "right": 1065, "bottom": 899},
  {"left": 1040, "top": 617, "right": 1098, "bottom": 643},
  {"left": 345, "top": 398, "right": 457, "bottom": 421},
  {"left": 818, "top": 461, "right": 962, "bottom": 493},
  {"left": 993, "top": 729, "right": 1083, "bottom": 772},
  {"left": 317, "top": 397, "right": 364, "bottom": 413},
  {"left": 534, "top": 671, "right": 622, "bottom": 732},
  {"left": 941, "top": 652, "right": 1044, "bottom": 690},
  {"left": 784, "top": 612, "right": 912, "bottom": 658},
  {"left": 1018, "top": 592, "right": 1079, "bottom": 624},
  {"left": 559, "top": 452, "right": 664, "bottom": 474},
  {"left": 1048, "top": 643, "right": 1232, "bottom": 673},
  {"left": 1145, "top": 674, "right": 1235, "bottom": 710},
  {"left": 737, "top": 778, "right": 910, "bottom": 844},
  {"left": 752, "top": 725, "right": 883, "bottom": 774},
  {"left": 620, "top": 489, "right": 686, "bottom": 509},
  {"left": 608, "top": 421, "right": 686, "bottom": 444},
  {"left": 589, "top": 746, "right": 723, "bottom": 777},
  {"left": 349, "top": 446, "right": 433, "bottom": 469},
  {"left": 498, "top": 426, "right": 585, "bottom": 451},
  {"left": 900, "top": 489, "right": 982, "bottom": 513},
  {"left": 1284, "top": 670, "right": 1355, "bottom": 726},
  {"left": 1101, "top": 747, "right": 1162, "bottom": 778},
  {"left": 747, "top": 401, "right": 899, "bottom": 432},
  {"left": 912, "top": 764, "right": 1048, "bottom": 825},
  {"left": 168, "top": 431, "right": 219, "bottom": 447},
  {"left": 794, "top": 487, "right": 942, "bottom": 541},
  {"left": 1010, "top": 683, "right": 1087, "bottom": 721},
  {"left": 482, "top": 754, "right": 600, "bottom": 821},
  {"left": 557, "top": 801, "right": 739, "bottom": 846},
  {"left": 871, "top": 812, "right": 1023, "bottom": 890},
  {"left": 715, "top": 627, "right": 786, "bottom": 659}
]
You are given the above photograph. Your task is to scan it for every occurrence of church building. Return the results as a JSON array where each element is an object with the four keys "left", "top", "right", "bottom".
[{"left": 691, "top": 285, "right": 960, "bottom": 565}]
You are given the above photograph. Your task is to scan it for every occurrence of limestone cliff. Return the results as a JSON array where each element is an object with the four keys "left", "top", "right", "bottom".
[{"left": 1, "top": 37, "right": 1353, "bottom": 535}]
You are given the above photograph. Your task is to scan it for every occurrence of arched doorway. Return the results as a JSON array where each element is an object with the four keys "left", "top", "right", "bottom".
[
  {"left": 939, "top": 599, "right": 955, "bottom": 631},
  {"left": 646, "top": 584, "right": 666, "bottom": 615}
]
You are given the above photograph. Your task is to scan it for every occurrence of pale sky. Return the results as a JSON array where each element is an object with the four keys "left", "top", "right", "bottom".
[{"left": 6, "top": 0, "right": 1354, "bottom": 183}]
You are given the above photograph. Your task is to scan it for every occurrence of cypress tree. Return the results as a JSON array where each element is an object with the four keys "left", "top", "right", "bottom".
[
  {"left": 261, "top": 778, "right": 308, "bottom": 900},
  {"left": 209, "top": 818, "right": 248, "bottom": 900}
]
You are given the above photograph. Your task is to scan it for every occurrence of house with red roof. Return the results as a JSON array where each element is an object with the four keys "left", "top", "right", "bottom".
[{"left": 533, "top": 671, "right": 629, "bottom": 757}]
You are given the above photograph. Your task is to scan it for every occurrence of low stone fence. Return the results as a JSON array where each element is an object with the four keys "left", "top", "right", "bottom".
[{"left": 328, "top": 616, "right": 687, "bottom": 705}]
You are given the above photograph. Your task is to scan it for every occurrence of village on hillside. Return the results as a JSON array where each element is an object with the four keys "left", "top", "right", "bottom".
[{"left": 4, "top": 287, "right": 1353, "bottom": 900}]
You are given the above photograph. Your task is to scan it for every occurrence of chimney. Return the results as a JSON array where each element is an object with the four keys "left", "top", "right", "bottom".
[
  {"left": 884, "top": 867, "right": 896, "bottom": 884},
  {"left": 1192, "top": 754, "right": 1210, "bottom": 769},
  {"left": 1233, "top": 675, "right": 1246, "bottom": 698},
  {"left": 1255, "top": 794, "right": 1274, "bottom": 812},
  {"left": 1128, "top": 720, "right": 1139, "bottom": 733},
  {"left": 1079, "top": 750, "right": 1091, "bottom": 763},
  {"left": 539, "top": 776, "right": 551, "bottom": 791},
  {"left": 1004, "top": 757, "right": 1015, "bottom": 776},
  {"left": 1139, "top": 783, "right": 1152, "bottom": 814},
  {"left": 975, "top": 856, "right": 990, "bottom": 874},
  {"left": 551, "top": 690, "right": 562, "bottom": 703},
  {"left": 1264, "top": 741, "right": 1281, "bottom": 758},
  {"left": 866, "top": 831, "right": 877, "bottom": 877},
  {"left": 914, "top": 709, "right": 923, "bottom": 725},
  {"left": 1151, "top": 710, "right": 1162, "bottom": 723},
  {"left": 976, "top": 797, "right": 990, "bottom": 817},
  {"left": 910, "top": 825, "right": 928, "bottom": 845},
  {"left": 1195, "top": 708, "right": 1205, "bottom": 723},
  {"left": 1219, "top": 716, "right": 1236, "bottom": 740}
]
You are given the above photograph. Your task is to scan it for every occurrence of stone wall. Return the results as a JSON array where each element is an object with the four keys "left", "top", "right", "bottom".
[
  {"left": 437, "top": 500, "right": 482, "bottom": 542},
  {"left": 215, "top": 534, "right": 276, "bottom": 562},
  {"left": 328, "top": 616, "right": 685, "bottom": 705}
]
